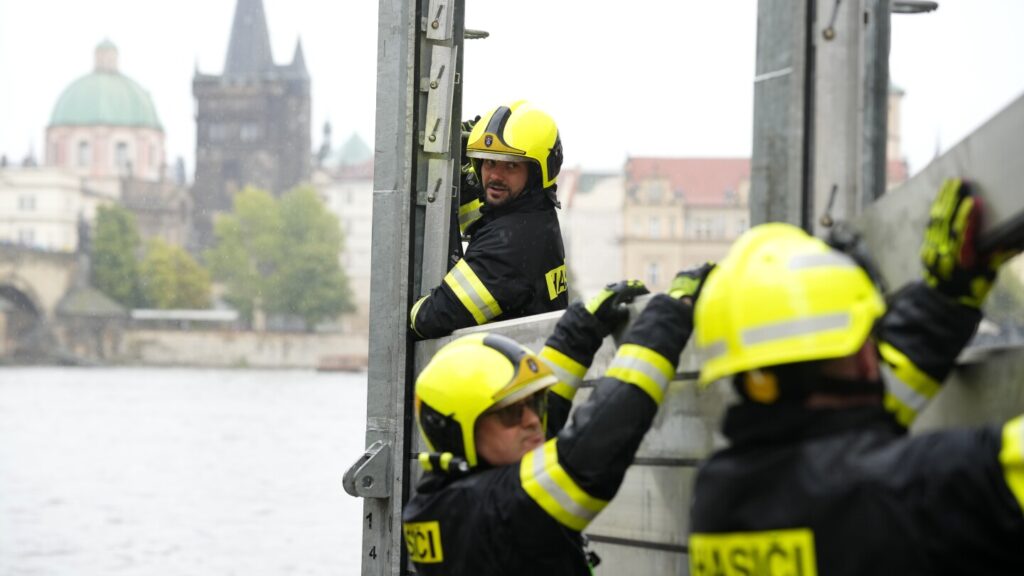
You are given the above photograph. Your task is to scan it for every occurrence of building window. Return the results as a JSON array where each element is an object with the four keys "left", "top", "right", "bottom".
[
  {"left": 642, "top": 179, "right": 668, "bottom": 204},
  {"left": 18, "top": 229, "right": 35, "bottom": 245},
  {"left": 649, "top": 216, "right": 660, "bottom": 238},
  {"left": 115, "top": 142, "right": 129, "bottom": 172},
  {"left": 209, "top": 124, "right": 229, "bottom": 141},
  {"left": 240, "top": 124, "right": 261, "bottom": 142},
  {"left": 18, "top": 195, "right": 36, "bottom": 211},
  {"left": 646, "top": 262, "right": 660, "bottom": 287},
  {"left": 77, "top": 141, "right": 91, "bottom": 167}
]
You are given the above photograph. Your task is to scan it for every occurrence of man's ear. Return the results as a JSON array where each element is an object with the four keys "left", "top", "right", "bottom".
[{"left": 854, "top": 341, "right": 881, "bottom": 381}]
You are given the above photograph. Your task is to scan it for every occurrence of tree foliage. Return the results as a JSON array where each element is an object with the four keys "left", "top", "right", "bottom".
[
  {"left": 91, "top": 204, "right": 143, "bottom": 307},
  {"left": 139, "top": 239, "right": 212, "bottom": 309},
  {"left": 205, "top": 186, "right": 354, "bottom": 328}
]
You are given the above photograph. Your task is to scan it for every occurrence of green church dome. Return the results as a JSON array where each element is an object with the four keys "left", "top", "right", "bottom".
[{"left": 49, "top": 40, "right": 162, "bottom": 130}]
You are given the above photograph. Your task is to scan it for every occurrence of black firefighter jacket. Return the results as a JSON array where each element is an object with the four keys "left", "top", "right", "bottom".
[
  {"left": 688, "top": 282, "right": 1024, "bottom": 575},
  {"left": 403, "top": 295, "right": 694, "bottom": 575},
  {"left": 410, "top": 187, "right": 568, "bottom": 339}
]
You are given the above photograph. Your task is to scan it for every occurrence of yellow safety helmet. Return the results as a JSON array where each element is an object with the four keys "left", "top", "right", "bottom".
[
  {"left": 414, "top": 333, "right": 557, "bottom": 467},
  {"left": 695, "top": 223, "right": 886, "bottom": 385},
  {"left": 466, "top": 100, "right": 563, "bottom": 189}
]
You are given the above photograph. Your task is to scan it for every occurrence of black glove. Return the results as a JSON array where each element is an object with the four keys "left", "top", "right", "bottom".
[
  {"left": 584, "top": 280, "right": 649, "bottom": 335},
  {"left": 921, "top": 178, "right": 1017, "bottom": 308},
  {"left": 667, "top": 263, "right": 716, "bottom": 303},
  {"left": 460, "top": 115, "right": 481, "bottom": 159},
  {"left": 460, "top": 115, "right": 482, "bottom": 190}
]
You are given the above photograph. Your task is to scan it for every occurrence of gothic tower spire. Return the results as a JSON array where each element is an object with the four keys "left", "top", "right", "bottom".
[{"left": 223, "top": 0, "right": 274, "bottom": 77}]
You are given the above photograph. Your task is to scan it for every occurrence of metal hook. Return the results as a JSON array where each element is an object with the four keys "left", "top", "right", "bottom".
[
  {"left": 823, "top": 0, "right": 843, "bottom": 40},
  {"left": 820, "top": 184, "right": 839, "bottom": 228}
]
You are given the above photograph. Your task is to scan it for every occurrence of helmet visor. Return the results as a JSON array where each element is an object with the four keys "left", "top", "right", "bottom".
[{"left": 484, "top": 391, "right": 548, "bottom": 427}]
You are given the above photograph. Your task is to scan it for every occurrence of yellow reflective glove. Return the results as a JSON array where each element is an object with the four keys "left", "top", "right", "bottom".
[
  {"left": 667, "top": 262, "right": 716, "bottom": 302},
  {"left": 585, "top": 279, "right": 649, "bottom": 334},
  {"left": 920, "top": 178, "right": 1012, "bottom": 308}
]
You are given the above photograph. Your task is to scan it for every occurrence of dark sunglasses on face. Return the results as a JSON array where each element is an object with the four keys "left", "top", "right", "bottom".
[{"left": 486, "top": 391, "right": 548, "bottom": 427}]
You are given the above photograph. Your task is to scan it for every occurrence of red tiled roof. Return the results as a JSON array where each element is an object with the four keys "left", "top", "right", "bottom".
[{"left": 625, "top": 157, "right": 750, "bottom": 206}]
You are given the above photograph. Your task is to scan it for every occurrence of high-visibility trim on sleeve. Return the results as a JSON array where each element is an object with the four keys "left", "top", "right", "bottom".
[
  {"left": 442, "top": 259, "right": 502, "bottom": 325},
  {"left": 878, "top": 341, "right": 941, "bottom": 427},
  {"left": 539, "top": 345, "right": 587, "bottom": 401},
  {"left": 999, "top": 415, "right": 1024, "bottom": 513},
  {"left": 520, "top": 439, "right": 608, "bottom": 532},
  {"left": 458, "top": 198, "right": 484, "bottom": 233},
  {"left": 605, "top": 343, "right": 674, "bottom": 404},
  {"left": 409, "top": 295, "right": 429, "bottom": 337}
]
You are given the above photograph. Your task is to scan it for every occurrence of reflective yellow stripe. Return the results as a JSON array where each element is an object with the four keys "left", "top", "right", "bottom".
[
  {"left": 418, "top": 452, "right": 433, "bottom": 473},
  {"left": 743, "top": 312, "right": 851, "bottom": 346},
  {"left": 539, "top": 345, "right": 587, "bottom": 400},
  {"left": 442, "top": 259, "right": 502, "bottom": 324},
  {"left": 520, "top": 440, "right": 608, "bottom": 531},
  {"left": 878, "top": 341, "right": 940, "bottom": 427},
  {"left": 999, "top": 416, "right": 1024, "bottom": 512},
  {"left": 605, "top": 343, "right": 674, "bottom": 404},
  {"left": 439, "top": 452, "right": 453, "bottom": 472},
  {"left": 409, "top": 295, "right": 429, "bottom": 337},
  {"left": 458, "top": 198, "right": 483, "bottom": 233}
]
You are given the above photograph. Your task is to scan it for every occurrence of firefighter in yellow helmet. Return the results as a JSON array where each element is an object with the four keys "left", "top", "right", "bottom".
[
  {"left": 403, "top": 268, "right": 712, "bottom": 575},
  {"left": 687, "top": 179, "right": 1024, "bottom": 575},
  {"left": 410, "top": 101, "right": 568, "bottom": 339}
]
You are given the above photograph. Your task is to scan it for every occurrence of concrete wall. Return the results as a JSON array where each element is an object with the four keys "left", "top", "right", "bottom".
[{"left": 118, "top": 329, "right": 369, "bottom": 369}]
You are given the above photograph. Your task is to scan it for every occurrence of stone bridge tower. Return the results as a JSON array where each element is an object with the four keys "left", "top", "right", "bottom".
[{"left": 191, "top": 0, "right": 311, "bottom": 248}]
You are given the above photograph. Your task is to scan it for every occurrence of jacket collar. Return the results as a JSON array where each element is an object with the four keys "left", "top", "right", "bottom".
[
  {"left": 722, "top": 402, "right": 901, "bottom": 447},
  {"left": 480, "top": 185, "right": 556, "bottom": 218}
]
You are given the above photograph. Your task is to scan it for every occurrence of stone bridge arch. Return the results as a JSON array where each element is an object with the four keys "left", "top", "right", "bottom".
[{"left": 0, "top": 246, "right": 79, "bottom": 360}]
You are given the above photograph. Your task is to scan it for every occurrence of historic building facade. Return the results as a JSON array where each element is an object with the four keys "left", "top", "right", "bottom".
[
  {"left": 1, "top": 40, "right": 190, "bottom": 252},
  {"left": 313, "top": 129, "right": 374, "bottom": 334},
  {"left": 46, "top": 40, "right": 166, "bottom": 184},
  {"left": 622, "top": 157, "right": 751, "bottom": 292},
  {"left": 191, "top": 0, "right": 311, "bottom": 247}
]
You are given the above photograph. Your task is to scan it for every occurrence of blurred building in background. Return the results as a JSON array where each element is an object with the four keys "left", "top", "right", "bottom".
[
  {"left": 622, "top": 157, "right": 751, "bottom": 292},
  {"left": 313, "top": 126, "right": 374, "bottom": 335},
  {"left": 557, "top": 168, "right": 624, "bottom": 300},
  {"left": 191, "top": 0, "right": 311, "bottom": 249},
  {"left": 0, "top": 40, "right": 189, "bottom": 253}
]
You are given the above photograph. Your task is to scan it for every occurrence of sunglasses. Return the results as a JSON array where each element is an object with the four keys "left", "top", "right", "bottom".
[{"left": 485, "top": 391, "right": 548, "bottom": 427}]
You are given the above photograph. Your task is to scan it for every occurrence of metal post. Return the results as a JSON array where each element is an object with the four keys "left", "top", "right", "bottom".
[
  {"left": 812, "top": 0, "right": 890, "bottom": 235},
  {"left": 751, "top": 0, "right": 891, "bottom": 235},
  {"left": 345, "top": 1, "right": 466, "bottom": 574},
  {"left": 348, "top": 1, "right": 419, "bottom": 574},
  {"left": 750, "top": 0, "right": 813, "bottom": 229}
]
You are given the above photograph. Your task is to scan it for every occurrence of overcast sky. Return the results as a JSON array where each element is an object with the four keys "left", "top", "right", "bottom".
[{"left": 1, "top": 1, "right": 1022, "bottom": 178}]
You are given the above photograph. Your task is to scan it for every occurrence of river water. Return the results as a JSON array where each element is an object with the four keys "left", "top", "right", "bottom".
[{"left": 0, "top": 367, "right": 368, "bottom": 576}]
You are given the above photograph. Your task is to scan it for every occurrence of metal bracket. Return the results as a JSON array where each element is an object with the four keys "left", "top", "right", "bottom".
[
  {"left": 425, "top": 0, "right": 453, "bottom": 41},
  {"left": 426, "top": 158, "right": 453, "bottom": 204},
  {"left": 422, "top": 44, "right": 458, "bottom": 154},
  {"left": 342, "top": 440, "right": 392, "bottom": 498}
]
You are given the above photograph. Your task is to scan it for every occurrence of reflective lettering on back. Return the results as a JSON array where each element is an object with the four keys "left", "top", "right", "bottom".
[
  {"left": 689, "top": 528, "right": 817, "bottom": 576},
  {"left": 403, "top": 521, "right": 444, "bottom": 564},
  {"left": 545, "top": 264, "right": 568, "bottom": 300}
]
